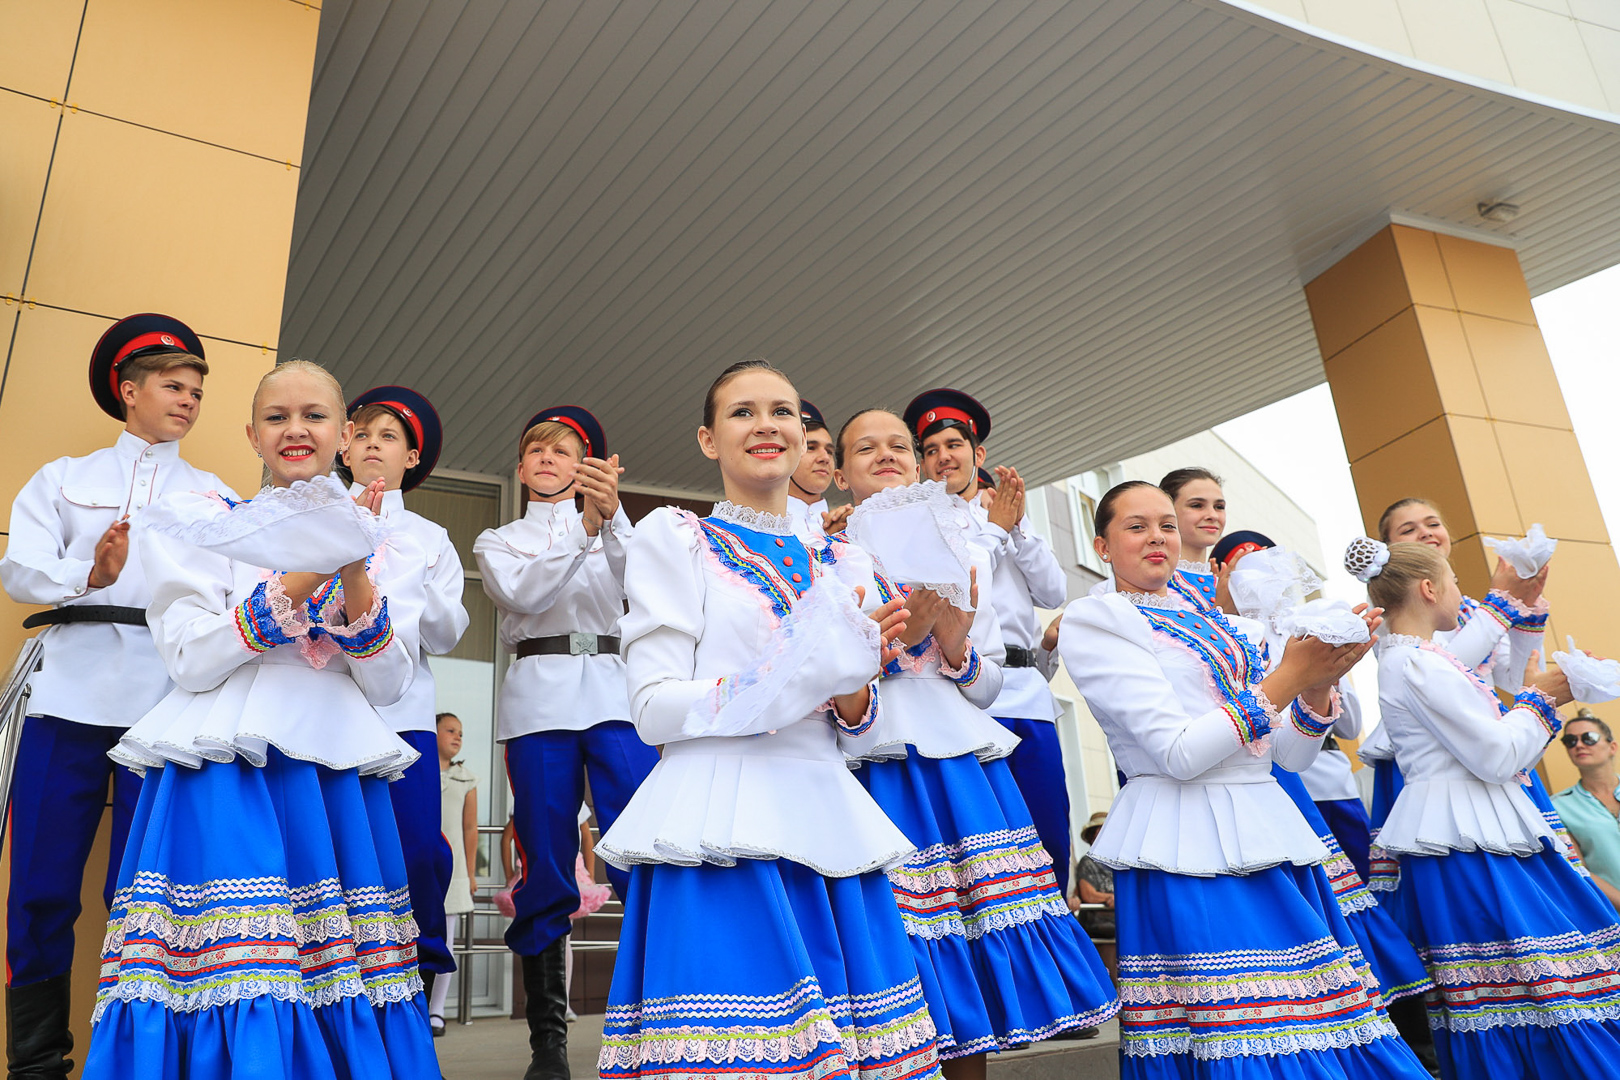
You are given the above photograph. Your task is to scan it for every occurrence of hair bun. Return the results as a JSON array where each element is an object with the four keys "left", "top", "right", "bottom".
[{"left": 1344, "top": 536, "right": 1391, "bottom": 583}]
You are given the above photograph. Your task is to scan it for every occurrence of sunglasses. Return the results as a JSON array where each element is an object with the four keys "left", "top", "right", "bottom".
[{"left": 1561, "top": 731, "right": 1607, "bottom": 749}]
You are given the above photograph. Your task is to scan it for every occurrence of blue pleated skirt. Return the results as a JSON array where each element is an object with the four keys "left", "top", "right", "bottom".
[
  {"left": 83, "top": 749, "right": 437, "bottom": 1080},
  {"left": 1112, "top": 862, "right": 1429, "bottom": 1078},
  {"left": 1366, "top": 759, "right": 1405, "bottom": 895},
  {"left": 600, "top": 859, "right": 942, "bottom": 1080},
  {"left": 1271, "top": 766, "right": 1431, "bottom": 1004},
  {"left": 858, "top": 750, "right": 1119, "bottom": 1057},
  {"left": 1384, "top": 842, "right": 1620, "bottom": 1080}
]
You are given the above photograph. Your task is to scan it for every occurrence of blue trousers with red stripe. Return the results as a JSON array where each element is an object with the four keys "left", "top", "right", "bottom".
[
  {"left": 993, "top": 716, "right": 1072, "bottom": 895},
  {"left": 389, "top": 729, "right": 455, "bottom": 975},
  {"left": 503, "top": 721, "right": 658, "bottom": 956},
  {"left": 6, "top": 715, "right": 141, "bottom": 987}
]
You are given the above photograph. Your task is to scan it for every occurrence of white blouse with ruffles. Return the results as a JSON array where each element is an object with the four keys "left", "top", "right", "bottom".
[
  {"left": 844, "top": 539, "right": 1015, "bottom": 764},
  {"left": 1374, "top": 636, "right": 1560, "bottom": 857},
  {"left": 1059, "top": 590, "right": 1334, "bottom": 876},
  {"left": 113, "top": 488, "right": 418, "bottom": 780},
  {"left": 595, "top": 503, "right": 913, "bottom": 877}
]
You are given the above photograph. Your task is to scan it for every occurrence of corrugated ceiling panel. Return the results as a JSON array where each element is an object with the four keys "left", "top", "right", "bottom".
[{"left": 281, "top": 0, "right": 1620, "bottom": 492}]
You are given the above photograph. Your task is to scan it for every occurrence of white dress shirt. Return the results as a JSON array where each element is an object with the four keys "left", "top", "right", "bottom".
[
  {"left": 785, "top": 496, "right": 828, "bottom": 543},
  {"left": 968, "top": 502, "right": 1066, "bottom": 722},
  {"left": 1, "top": 431, "right": 233, "bottom": 728},
  {"left": 353, "top": 485, "right": 469, "bottom": 734},
  {"left": 474, "top": 498, "right": 633, "bottom": 740}
]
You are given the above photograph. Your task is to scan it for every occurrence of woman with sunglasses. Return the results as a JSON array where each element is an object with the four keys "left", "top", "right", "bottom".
[{"left": 1552, "top": 714, "right": 1620, "bottom": 909}]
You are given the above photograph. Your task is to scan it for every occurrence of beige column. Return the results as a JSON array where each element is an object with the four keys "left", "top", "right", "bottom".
[
  {"left": 0, "top": 0, "right": 320, "bottom": 1063},
  {"left": 1307, "top": 223, "right": 1620, "bottom": 791}
]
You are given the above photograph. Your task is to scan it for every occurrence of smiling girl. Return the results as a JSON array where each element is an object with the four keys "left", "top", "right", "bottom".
[
  {"left": 1059, "top": 482, "right": 1427, "bottom": 1079},
  {"left": 594, "top": 361, "right": 939, "bottom": 1080},
  {"left": 833, "top": 408, "right": 1118, "bottom": 1076},
  {"left": 83, "top": 360, "right": 436, "bottom": 1079}
]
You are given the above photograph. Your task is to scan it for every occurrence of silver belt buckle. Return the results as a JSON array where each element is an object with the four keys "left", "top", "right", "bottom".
[{"left": 569, "top": 632, "right": 598, "bottom": 656}]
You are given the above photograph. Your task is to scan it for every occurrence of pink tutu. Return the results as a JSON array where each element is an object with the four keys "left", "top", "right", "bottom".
[{"left": 572, "top": 853, "right": 611, "bottom": 919}]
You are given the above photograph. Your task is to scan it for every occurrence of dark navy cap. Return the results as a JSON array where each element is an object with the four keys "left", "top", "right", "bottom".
[
  {"left": 347, "top": 385, "right": 443, "bottom": 492},
  {"left": 1211, "top": 529, "right": 1277, "bottom": 566},
  {"left": 976, "top": 467, "right": 995, "bottom": 490},
  {"left": 799, "top": 397, "right": 827, "bottom": 431},
  {"left": 89, "top": 313, "right": 205, "bottom": 420},
  {"left": 524, "top": 405, "right": 606, "bottom": 459},
  {"left": 903, "top": 388, "right": 991, "bottom": 446}
]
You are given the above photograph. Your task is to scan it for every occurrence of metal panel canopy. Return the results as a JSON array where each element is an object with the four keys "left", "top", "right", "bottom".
[{"left": 282, "top": 0, "right": 1620, "bottom": 493}]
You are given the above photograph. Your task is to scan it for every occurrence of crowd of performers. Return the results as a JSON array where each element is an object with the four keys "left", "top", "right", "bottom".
[{"left": 2, "top": 312, "right": 1618, "bottom": 1080}]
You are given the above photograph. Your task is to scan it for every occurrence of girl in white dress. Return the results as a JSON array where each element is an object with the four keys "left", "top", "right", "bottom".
[
  {"left": 1059, "top": 482, "right": 1426, "bottom": 1079},
  {"left": 1359, "top": 537, "right": 1620, "bottom": 1078},
  {"left": 595, "top": 361, "right": 942, "bottom": 1080},
  {"left": 85, "top": 361, "right": 436, "bottom": 1079}
]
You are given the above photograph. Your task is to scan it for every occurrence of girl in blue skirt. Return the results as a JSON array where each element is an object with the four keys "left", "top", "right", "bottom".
[
  {"left": 595, "top": 360, "right": 941, "bottom": 1080},
  {"left": 831, "top": 408, "right": 1118, "bottom": 1078},
  {"left": 1360, "top": 536, "right": 1620, "bottom": 1079},
  {"left": 1060, "top": 482, "right": 1427, "bottom": 1079},
  {"left": 84, "top": 360, "right": 437, "bottom": 1079}
]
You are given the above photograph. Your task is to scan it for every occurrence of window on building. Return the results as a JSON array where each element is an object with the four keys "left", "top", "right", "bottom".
[{"left": 1066, "top": 467, "right": 1119, "bottom": 575}]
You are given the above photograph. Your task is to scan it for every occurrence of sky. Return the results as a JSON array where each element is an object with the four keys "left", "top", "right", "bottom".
[{"left": 1213, "top": 262, "right": 1620, "bottom": 730}]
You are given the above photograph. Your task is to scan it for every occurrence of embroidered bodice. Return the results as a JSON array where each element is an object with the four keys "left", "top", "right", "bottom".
[
  {"left": 1171, "top": 560, "right": 1217, "bottom": 609},
  {"left": 596, "top": 506, "right": 911, "bottom": 876}
]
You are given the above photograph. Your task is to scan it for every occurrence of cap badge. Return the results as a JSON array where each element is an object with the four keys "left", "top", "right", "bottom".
[{"left": 160, "top": 334, "right": 176, "bottom": 347}]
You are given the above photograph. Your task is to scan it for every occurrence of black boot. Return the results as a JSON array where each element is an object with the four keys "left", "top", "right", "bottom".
[
  {"left": 521, "top": 940, "right": 570, "bottom": 1080},
  {"left": 5, "top": 974, "right": 74, "bottom": 1080},
  {"left": 1388, "top": 995, "right": 1442, "bottom": 1078}
]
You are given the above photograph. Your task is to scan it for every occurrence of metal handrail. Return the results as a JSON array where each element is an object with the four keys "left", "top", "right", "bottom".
[{"left": 0, "top": 638, "right": 45, "bottom": 848}]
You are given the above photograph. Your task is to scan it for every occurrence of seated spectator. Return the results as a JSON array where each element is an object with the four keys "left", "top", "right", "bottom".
[
  {"left": 1071, "top": 812, "right": 1115, "bottom": 939},
  {"left": 1551, "top": 710, "right": 1620, "bottom": 910}
]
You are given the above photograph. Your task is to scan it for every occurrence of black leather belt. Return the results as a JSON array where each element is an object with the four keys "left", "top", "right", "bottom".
[
  {"left": 516, "top": 633, "right": 620, "bottom": 658},
  {"left": 1004, "top": 645, "right": 1039, "bottom": 669},
  {"left": 23, "top": 605, "right": 147, "bottom": 629}
]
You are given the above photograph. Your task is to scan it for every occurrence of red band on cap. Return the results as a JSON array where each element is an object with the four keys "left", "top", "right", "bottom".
[
  {"left": 109, "top": 331, "right": 185, "bottom": 396},
  {"left": 1223, "top": 541, "right": 1266, "bottom": 565},
  {"left": 374, "top": 400, "right": 426, "bottom": 453},
  {"left": 917, "top": 406, "right": 976, "bottom": 439},
  {"left": 545, "top": 415, "right": 593, "bottom": 458}
]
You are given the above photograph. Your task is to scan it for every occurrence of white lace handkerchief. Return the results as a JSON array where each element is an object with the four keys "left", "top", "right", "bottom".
[
  {"left": 1275, "top": 598, "right": 1371, "bottom": 646},
  {"left": 1552, "top": 636, "right": 1620, "bottom": 704},
  {"left": 1483, "top": 523, "right": 1557, "bottom": 579},
  {"left": 848, "top": 480, "right": 974, "bottom": 610},
  {"left": 1229, "top": 548, "right": 1323, "bottom": 627},
  {"left": 140, "top": 474, "right": 390, "bottom": 573}
]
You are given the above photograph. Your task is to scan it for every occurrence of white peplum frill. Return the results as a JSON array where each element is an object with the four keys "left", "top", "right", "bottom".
[
  {"left": 1090, "top": 771, "right": 1328, "bottom": 876},
  {"left": 1059, "top": 592, "right": 1333, "bottom": 875},
  {"left": 1375, "top": 778, "right": 1552, "bottom": 857},
  {"left": 115, "top": 485, "right": 420, "bottom": 780},
  {"left": 1375, "top": 641, "right": 1559, "bottom": 857},
  {"left": 595, "top": 506, "right": 914, "bottom": 877},
  {"left": 599, "top": 722, "right": 914, "bottom": 875},
  {"left": 113, "top": 654, "right": 417, "bottom": 779}
]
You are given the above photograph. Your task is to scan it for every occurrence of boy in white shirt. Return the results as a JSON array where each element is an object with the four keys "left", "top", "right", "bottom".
[
  {"left": 784, "top": 398, "right": 834, "bottom": 542},
  {"left": 906, "top": 387, "right": 1076, "bottom": 893},
  {"left": 0, "top": 314, "right": 233, "bottom": 1076},
  {"left": 474, "top": 406, "right": 656, "bottom": 1080},
  {"left": 339, "top": 385, "right": 469, "bottom": 1013}
]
